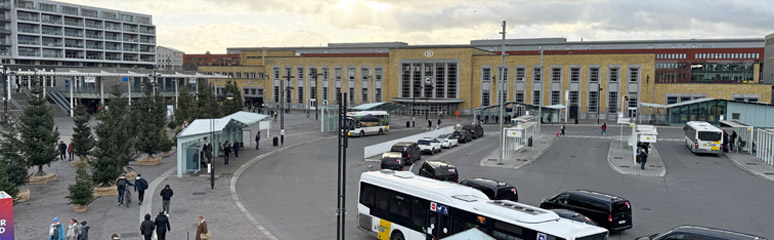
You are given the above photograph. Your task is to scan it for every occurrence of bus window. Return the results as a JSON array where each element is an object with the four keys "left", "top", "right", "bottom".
[
  {"left": 359, "top": 183, "right": 375, "bottom": 207},
  {"left": 698, "top": 131, "right": 721, "bottom": 141},
  {"left": 412, "top": 199, "right": 426, "bottom": 227}
]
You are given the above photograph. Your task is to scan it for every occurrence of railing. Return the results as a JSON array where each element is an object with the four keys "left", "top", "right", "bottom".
[
  {"left": 0, "top": 51, "right": 9, "bottom": 56},
  {"left": 85, "top": 45, "right": 102, "bottom": 50},
  {"left": 42, "top": 53, "right": 62, "bottom": 58},
  {"left": 140, "top": 29, "right": 155, "bottom": 34},
  {"left": 42, "top": 31, "right": 62, "bottom": 36},
  {"left": 64, "top": 21, "right": 82, "bottom": 27},
  {"left": 16, "top": 3, "right": 35, "bottom": 10},
  {"left": 65, "top": 55, "right": 83, "bottom": 59},
  {"left": 756, "top": 129, "right": 774, "bottom": 166},
  {"left": 140, "top": 39, "right": 155, "bottom": 44},
  {"left": 124, "top": 27, "right": 137, "bottom": 33},
  {"left": 18, "top": 16, "right": 38, "bottom": 22},
  {"left": 19, "top": 51, "right": 39, "bottom": 57},
  {"left": 105, "top": 25, "right": 122, "bottom": 31},
  {"left": 86, "top": 55, "right": 102, "bottom": 60},
  {"left": 123, "top": 58, "right": 138, "bottom": 61},
  {"left": 41, "top": 42, "right": 62, "bottom": 47},
  {"left": 18, "top": 28, "right": 38, "bottom": 33},
  {"left": 140, "top": 49, "right": 154, "bottom": 53},
  {"left": 105, "top": 36, "right": 119, "bottom": 41},
  {"left": 18, "top": 40, "right": 38, "bottom": 45},
  {"left": 105, "top": 56, "right": 121, "bottom": 60},
  {"left": 42, "top": 19, "right": 60, "bottom": 24},
  {"left": 123, "top": 48, "right": 137, "bottom": 52},
  {"left": 86, "top": 34, "right": 102, "bottom": 39},
  {"left": 66, "top": 44, "right": 84, "bottom": 48},
  {"left": 141, "top": 58, "right": 155, "bottom": 62},
  {"left": 105, "top": 46, "right": 120, "bottom": 51},
  {"left": 124, "top": 38, "right": 139, "bottom": 42},
  {"left": 62, "top": 9, "right": 78, "bottom": 15},
  {"left": 85, "top": 24, "right": 102, "bottom": 29},
  {"left": 65, "top": 32, "right": 82, "bottom": 37}
]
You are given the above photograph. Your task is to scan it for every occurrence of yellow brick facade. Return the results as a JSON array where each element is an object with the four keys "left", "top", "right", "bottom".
[{"left": 655, "top": 83, "right": 771, "bottom": 105}]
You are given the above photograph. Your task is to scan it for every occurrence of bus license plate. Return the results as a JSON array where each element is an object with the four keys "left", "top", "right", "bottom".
[
  {"left": 618, "top": 220, "right": 626, "bottom": 224},
  {"left": 711, "top": 146, "right": 719, "bottom": 150}
]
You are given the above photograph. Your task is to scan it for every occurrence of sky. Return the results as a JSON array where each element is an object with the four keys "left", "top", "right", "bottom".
[{"left": 65, "top": 0, "right": 774, "bottom": 54}]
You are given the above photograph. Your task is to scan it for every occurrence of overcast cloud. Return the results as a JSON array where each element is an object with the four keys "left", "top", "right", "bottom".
[{"left": 65, "top": 0, "right": 774, "bottom": 53}]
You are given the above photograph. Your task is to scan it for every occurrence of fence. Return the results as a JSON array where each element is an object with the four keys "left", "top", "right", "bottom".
[
  {"left": 755, "top": 129, "right": 774, "bottom": 166},
  {"left": 501, "top": 122, "right": 538, "bottom": 159}
]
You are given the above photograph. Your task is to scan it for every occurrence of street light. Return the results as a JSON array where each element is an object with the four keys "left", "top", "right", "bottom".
[
  {"left": 309, "top": 72, "right": 323, "bottom": 120},
  {"left": 597, "top": 86, "right": 603, "bottom": 124},
  {"left": 2, "top": 66, "right": 14, "bottom": 125},
  {"left": 424, "top": 75, "right": 433, "bottom": 120}
]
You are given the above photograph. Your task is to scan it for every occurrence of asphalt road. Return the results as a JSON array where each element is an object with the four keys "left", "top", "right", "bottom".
[{"left": 237, "top": 124, "right": 774, "bottom": 239}]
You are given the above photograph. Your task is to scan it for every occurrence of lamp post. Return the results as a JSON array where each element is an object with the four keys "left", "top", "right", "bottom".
[
  {"left": 309, "top": 72, "right": 323, "bottom": 120},
  {"left": 280, "top": 73, "right": 294, "bottom": 145},
  {"left": 149, "top": 70, "right": 161, "bottom": 96},
  {"left": 2, "top": 65, "right": 12, "bottom": 125},
  {"left": 597, "top": 86, "right": 603, "bottom": 124},
  {"left": 424, "top": 75, "right": 433, "bottom": 120}
]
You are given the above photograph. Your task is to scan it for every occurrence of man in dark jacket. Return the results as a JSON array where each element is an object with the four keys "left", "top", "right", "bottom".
[
  {"left": 160, "top": 184, "right": 173, "bottom": 213},
  {"left": 58, "top": 141, "right": 67, "bottom": 160},
  {"left": 77, "top": 221, "right": 89, "bottom": 240},
  {"left": 255, "top": 132, "right": 261, "bottom": 150},
  {"left": 730, "top": 131, "right": 738, "bottom": 151},
  {"left": 233, "top": 138, "right": 240, "bottom": 160},
  {"left": 140, "top": 214, "right": 155, "bottom": 240},
  {"left": 223, "top": 140, "right": 231, "bottom": 165},
  {"left": 154, "top": 210, "right": 171, "bottom": 240},
  {"left": 134, "top": 174, "right": 149, "bottom": 205},
  {"left": 116, "top": 175, "right": 133, "bottom": 206}
]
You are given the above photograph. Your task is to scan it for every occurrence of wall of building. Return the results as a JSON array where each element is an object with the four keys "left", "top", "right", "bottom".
[
  {"left": 655, "top": 83, "right": 771, "bottom": 104},
  {"left": 727, "top": 101, "right": 774, "bottom": 128}
]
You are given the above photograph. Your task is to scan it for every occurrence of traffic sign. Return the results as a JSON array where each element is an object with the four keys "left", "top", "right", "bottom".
[
  {"left": 455, "top": 111, "right": 459, "bottom": 116},
  {"left": 424, "top": 76, "right": 432, "bottom": 85}
]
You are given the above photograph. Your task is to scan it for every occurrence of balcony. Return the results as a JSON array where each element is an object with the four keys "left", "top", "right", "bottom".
[
  {"left": 105, "top": 25, "right": 122, "bottom": 31},
  {"left": 85, "top": 23, "right": 102, "bottom": 29},
  {"left": 42, "top": 42, "right": 62, "bottom": 47},
  {"left": 19, "top": 51, "right": 39, "bottom": 57},
  {"left": 141, "top": 58, "right": 155, "bottom": 62},
  {"left": 123, "top": 38, "right": 139, "bottom": 43},
  {"left": 140, "top": 29, "right": 155, "bottom": 34},
  {"left": 42, "top": 31, "right": 61, "bottom": 36},
  {"left": 64, "top": 21, "right": 82, "bottom": 27},
  {"left": 65, "top": 54, "right": 83, "bottom": 59},
  {"left": 105, "top": 36, "right": 119, "bottom": 41},
  {"left": 106, "top": 56, "right": 121, "bottom": 61},
  {"left": 86, "top": 34, "right": 102, "bottom": 39},
  {"left": 140, "top": 39, "right": 155, "bottom": 44},
  {"left": 18, "top": 28, "right": 38, "bottom": 34},
  {"left": 0, "top": 27, "right": 10, "bottom": 34},
  {"left": 86, "top": 55, "right": 102, "bottom": 60},
  {"left": 85, "top": 45, "right": 102, "bottom": 50},
  {"left": 105, "top": 46, "right": 120, "bottom": 51},
  {"left": 65, "top": 32, "right": 82, "bottom": 37},
  {"left": 123, "top": 57, "right": 138, "bottom": 62},
  {"left": 65, "top": 43, "right": 84, "bottom": 48},
  {"left": 18, "top": 40, "right": 38, "bottom": 45},
  {"left": 123, "top": 27, "right": 137, "bottom": 33},
  {"left": 42, "top": 19, "right": 60, "bottom": 25},
  {"left": 43, "top": 53, "right": 62, "bottom": 58},
  {"left": 140, "top": 48, "right": 154, "bottom": 53},
  {"left": 18, "top": 16, "right": 38, "bottom": 22},
  {"left": 123, "top": 47, "right": 137, "bottom": 52}
]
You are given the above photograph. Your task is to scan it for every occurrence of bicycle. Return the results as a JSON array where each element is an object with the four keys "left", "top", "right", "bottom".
[{"left": 124, "top": 190, "right": 132, "bottom": 207}]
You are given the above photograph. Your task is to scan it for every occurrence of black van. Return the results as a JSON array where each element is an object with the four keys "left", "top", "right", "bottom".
[
  {"left": 390, "top": 142, "right": 421, "bottom": 164},
  {"left": 636, "top": 225, "right": 768, "bottom": 240},
  {"left": 459, "top": 177, "right": 518, "bottom": 202},
  {"left": 540, "top": 190, "right": 632, "bottom": 231},
  {"left": 462, "top": 124, "right": 484, "bottom": 139},
  {"left": 418, "top": 160, "right": 459, "bottom": 182},
  {"left": 380, "top": 152, "right": 406, "bottom": 171}
]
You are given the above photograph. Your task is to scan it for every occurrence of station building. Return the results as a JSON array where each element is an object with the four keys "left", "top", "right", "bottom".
[{"left": 198, "top": 37, "right": 771, "bottom": 121}]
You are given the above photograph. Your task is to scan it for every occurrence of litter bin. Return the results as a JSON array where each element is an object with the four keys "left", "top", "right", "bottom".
[
  {"left": 575, "top": 118, "right": 579, "bottom": 124},
  {"left": 528, "top": 137, "right": 533, "bottom": 147},
  {"left": 273, "top": 137, "right": 278, "bottom": 146},
  {"left": 406, "top": 121, "right": 410, "bottom": 128}
]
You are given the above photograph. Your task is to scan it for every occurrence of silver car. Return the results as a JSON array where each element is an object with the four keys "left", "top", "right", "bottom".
[{"left": 436, "top": 134, "right": 459, "bottom": 148}]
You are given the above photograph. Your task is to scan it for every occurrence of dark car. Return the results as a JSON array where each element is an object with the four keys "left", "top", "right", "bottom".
[
  {"left": 459, "top": 177, "right": 518, "bottom": 202},
  {"left": 540, "top": 190, "right": 632, "bottom": 231},
  {"left": 550, "top": 209, "right": 598, "bottom": 226},
  {"left": 452, "top": 130, "right": 472, "bottom": 143},
  {"left": 380, "top": 152, "right": 406, "bottom": 171},
  {"left": 462, "top": 124, "right": 484, "bottom": 139},
  {"left": 636, "top": 225, "right": 768, "bottom": 240},
  {"left": 390, "top": 142, "right": 421, "bottom": 164},
  {"left": 418, "top": 160, "right": 459, "bottom": 182}
]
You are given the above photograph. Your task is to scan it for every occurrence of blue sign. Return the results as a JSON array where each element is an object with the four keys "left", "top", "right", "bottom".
[
  {"left": 430, "top": 202, "right": 449, "bottom": 215},
  {"left": 122, "top": 77, "right": 129, "bottom": 82},
  {"left": 537, "top": 233, "right": 546, "bottom": 240}
]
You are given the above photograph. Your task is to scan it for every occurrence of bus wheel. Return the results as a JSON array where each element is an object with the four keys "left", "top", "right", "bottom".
[
  {"left": 390, "top": 231, "right": 405, "bottom": 240},
  {"left": 360, "top": 131, "right": 365, "bottom": 137},
  {"left": 379, "top": 129, "right": 384, "bottom": 135}
]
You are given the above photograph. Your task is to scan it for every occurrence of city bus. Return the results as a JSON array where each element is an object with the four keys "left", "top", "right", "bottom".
[
  {"left": 358, "top": 170, "right": 609, "bottom": 240},
  {"left": 346, "top": 111, "right": 390, "bottom": 137},
  {"left": 684, "top": 121, "right": 724, "bottom": 154}
]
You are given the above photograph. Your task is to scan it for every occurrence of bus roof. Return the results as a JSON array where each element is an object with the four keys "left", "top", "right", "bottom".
[
  {"left": 686, "top": 121, "right": 723, "bottom": 132},
  {"left": 347, "top": 111, "right": 389, "bottom": 117},
  {"left": 360, "top": 171, "right": 607, "bottom": 238}
]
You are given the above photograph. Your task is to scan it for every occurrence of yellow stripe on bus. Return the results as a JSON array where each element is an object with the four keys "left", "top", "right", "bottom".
[{"left": 377, "top": 219, "right": 392, "bottom": 240}]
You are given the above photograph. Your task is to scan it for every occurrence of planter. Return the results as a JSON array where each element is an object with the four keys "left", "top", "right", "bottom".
[
  {"left": 162, "top": 151, "right": 172, "bottom": 158},
  {"left": 70, "top": 157, "right": 90, "bottom": 167},
  {"left": 93, "top": 185, "right": 117, "bottom": 196},
  {"left": 16, "top": 188, "right": 30, "bottom": 203},
  {"left": 124, "top": 171, "right": 137, "bottom": 181},
  {"left": 73, "top": 204, "right": 87, "bottom": 212},
  {"left": 138, "top": 156, "right": 162, "bottom": 166},
  {"left": 28, "top": 173, "right": 57, "bottom": 184}
]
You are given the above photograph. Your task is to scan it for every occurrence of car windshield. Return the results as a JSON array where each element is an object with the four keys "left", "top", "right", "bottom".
[
  {"left": 462, "top": 125, "right": 474, "bottom": 130},
  {"left": 437, "top": 134, "right": 448, "bottom": 139},
  {"left": 417, "top": 140, "right": 431, "bottom": 145},
  {"left": 390, "top": 146, "right": 408, "bottom": 152},
  {"left": 434, "top": 167, "right": 457, "bottom": 177},
  {"left": 698, "top": 131, "right": 722, "bottom": 141}
]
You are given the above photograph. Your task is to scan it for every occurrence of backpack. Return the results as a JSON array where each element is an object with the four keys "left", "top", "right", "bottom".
[
  {"left": 117, "top": 179, "right": 126, "bottom": 188},
  {"left": 52, "top": 226, "right": 60, "bottom": 240}
]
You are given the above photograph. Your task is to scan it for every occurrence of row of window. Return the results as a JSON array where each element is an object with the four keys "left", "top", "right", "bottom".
[
  {"left": 657, "top": 53, "right": 686, "bottom": 59},
  {"left": 208, "top": 72, "right": 262, "bottom": 79},
  {"left": 272, "top": 66, "right": 385, "bottom": 105},
  {"left": 481, "top": 66, "right": 640, "bottom": 83},
  {"left": 695, "top": 52, "right": 759, "bottom": 60}
]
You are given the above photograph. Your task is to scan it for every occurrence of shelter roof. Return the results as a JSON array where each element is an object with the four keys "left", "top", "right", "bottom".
[{"left": 177, "top": 111, "right": 269, "bottom": 138}]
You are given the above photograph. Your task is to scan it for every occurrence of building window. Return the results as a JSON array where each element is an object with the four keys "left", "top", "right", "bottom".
[
  {"left": 335, "top": 87, "right": 341, "bottom": 104},
  {"left": 515, "top": 92, "right": 524, "bottom": 104},
  {"left": 297, "top": 67, "right": 305, "bottom": 82},
  {"left": 298, "top": 86, "right": 304, "bottom": 104},
  {"left": 482, "top": 67, "right": 491, "bottom": 107},
  {"left": 628, "top": 94, "right": 637, "bottom": 108},
  {"left": 570, "top": 67, "right": 580, "bottom": 82},
  {"left": 482, "top": 92, "right": 490, "bottom": 107},
  {"left": 629, "top": 68, "right": 639, "bottom": 82},
  {"left": 401, "top": 64, "right": 411, "bottom": 97},
  {"left": 569, "top": 91, "right": 579, "bottom": 107},
  {"left": 589, "top": 67, "right": 599, "bottom": 82},
  {"left": 482, "top": 67, "right": 492, "bottom": 82},
  {"left": 335, "top": 67, "right": 343, "bottom": 81},
  {"left": 348, "top": 67, "right": 356, "bottom": 81},
  {"left": 551, "top": 67, "right": 561, "bottom": 82},
  {"left": 274, "top": 86, "right": 280, "bottom": 102},
  {"left": 447, "top": 63, "right": 457, "bottom": 98},
  {"left": 435, "top": 63, "right": 445, "bottom": 98},
  {"left": 609, "top": 67, "right": 619, "bottom": 82},
  {"left": 273, "top": 67, "right": 280, "bottom": 80},
  {"left": 667, "top": 97, "right": 678, "bottom": 105},
  {"left": 375, "top": 89, "right": 382, "bottom": 102},
  {"left": 362, "top": 88, "right": 368, "bottom": 104},
  {"left": 498, "top": 67, "right": 508, "bottom": 104},
  {"left": 235, "top": 72, "right": 242, "bottom": 78},
  {"left": 349, "top": 87, "right": 355, "bottom": 104},
  {"left": 551, "top": 91, "right": 561, "bottom": 105},
  {"left": 588, "top": 92, "right": 598, "bottom": 113},
  {"left": 515, "top": 67, "right": 525, "bottom": 81},
  {"left": 533, "top": 90, "right": 541, "bottom": 105},
  {"left": 375, "top": 67, "right": 383, "bottom": 102},
  {"left": 533, "top": 67, "right": 542, "bottom": 82},
  {"left": 608, "top": 91, "right": 618, "bottom": 113}
]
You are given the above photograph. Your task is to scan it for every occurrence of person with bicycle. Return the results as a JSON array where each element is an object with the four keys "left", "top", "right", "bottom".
[{"left": 116, "top": 175, "right": 133, "bottom": 206}]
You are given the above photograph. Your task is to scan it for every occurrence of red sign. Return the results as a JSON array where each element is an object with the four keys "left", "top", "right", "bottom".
[
  {"left": 0, "top": 191, "right": 14, "bottom": 240},
  {"left": 455, "top": 111, "right": 459, "bottom": 116}
]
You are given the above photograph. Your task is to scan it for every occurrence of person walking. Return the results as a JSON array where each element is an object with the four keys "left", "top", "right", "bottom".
[
  {"left": 59, "top": 141, "right": 68, "bottom": 161},
  {"left": 134, "top": 174, "right": 149, "bottom": 205},
  {"left": 560, "top": 124, "right": 566, "bottom": 136},
  {"left": 255, "top": 131, "right": 261, "bottom": 150},
  {"left": 49, "top": 217, "right": 65, "bottom": 240},
  {"left": 77, "top": 221, "right": 89, "bottom": 240},
  {"left": 730, "top": 130, "right": 737, "bottom": 151},
  {"left": 601, "top": 123, "right": 607, "bottom": 136},
  {"left": 437, "top": 118, "right": 441, "bottom": 130},
  {"left": 639, "top": 145, "right": 649, "bottom": 170},
  {"left": 140, "top": 213, "right": 155, "bottom": 240},
  {"left": 427, "top": 119, "right": 432, "bottom": 129},
  {"left": 154, "top": 210, "right": 171, "bottom": 240},
  {"left": 67, "top": 142, "right": 75, "bottom": 162},
  {"left": 160, "top": 184, "right": 173, "bottom": 213},
  {"left": 195, "top": 215, "right": 210, "bottom": 240},
  {"left": 223, "top": 140, "right": 231, "bottom": 165},
  {"left": 233, "top": 138, "right": 240, "bottom": 160},
  {"left": 116, "top": 175, "right": 133, "bottom": 206},
  {"left": 66, "top": 218, "right": 81, "bottom": 240}
]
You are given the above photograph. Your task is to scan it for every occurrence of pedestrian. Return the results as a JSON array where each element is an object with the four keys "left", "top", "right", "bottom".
[
  {"left": 255, "top": 131, "right": 261, "bottom": 150},
  {"left": 560, "top": 124, "right": 565, "bottom": 136},
  {"left": 723, "top": 131, "right": 730, "bottom": 153},
  {"left": 116, "top": 175, "right": 133, "bottom": 206},
  {"left": 140, "top": 213, "right": 155, "bottom": 240},
  {"left": 223, "top": 140, "right": 231, "bottom": 165},
  {"left": 639, "top": 145, "right": 649, "bottom": 170},
  {"left": 273, "top": 111, "right": 278, "bottom": 121},
  {"left": 195, "top": 215, "right": 210, "bottom": 240},
  {"left": 66, "top": 218, "right": 81, "bottom": 240},
  {"left": 77, "top": 221, "right": 89, "bottom": 240},
  {"left": 428, "top": 119, "right": 432, "bottom": 129},
  {"left": 59, "top": 141, "right": 67, "bottom": 160},
  {"left": 484, "top": 115, "right": 489, "bottom": 124},
  {"left": 160, "top": 184, "right": 173, "bottom": 213},
  {"left": 437, "top": 118, "right": 441, "bottom": 130},
  {"left": 154, "top": 210, "right": 171, "bottom": 240},
  {"left": 601, "top": 123, "right": 607, "bottom": 136},
  {"left": 233, "top": 138, "right": 240, "bottom": 160},
  {"left": 412, "top": 116, "right": 416, "bottom": 128},
  {"left": 730, "top": 130, "right": 737, "bottom": 151},
  {"left": 205, "top": 141, "right": 213, "bottom": 164},
  {"left": 134, "top": 174, "right": 149, "bottom": 205},
  {"left": 49, "top": 217, "right": 65, "bottom": 240},
  {"left": 67, "top": 142, "right": 75, "bottom": 162}
]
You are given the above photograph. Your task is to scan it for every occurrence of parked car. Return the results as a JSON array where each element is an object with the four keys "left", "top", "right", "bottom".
[
  {"left": 436, "top": 134, "right": 459, "bottom": 148},
  {"left": 389, "top": 142, "right": 421, "bottom": 164},
  {"left": 636, "top": 225, "right": 768, "bottom": 240},
  {"left": 418, "top": 160, "right": 459, "bottom": 182},
  {"left": 540, "top": 190, "right": 632, "bottom": 231},
  {"left": 459, "top": 177, "right": 518, "bottom": 201},
  {"left": 550, "top": 209, "right": 598, "bottom": 226},
  {"left": 417, "top": 138, "right": 442, "bottom": 155},
  {"left": 380, "top": 152, "right": 406, "bottom": 171},
  {"left": 452, "top": 130, "right": 472, "bottom": 143},
  {"left": 462, "top": 124, "right": 484, "bottom": 139}
]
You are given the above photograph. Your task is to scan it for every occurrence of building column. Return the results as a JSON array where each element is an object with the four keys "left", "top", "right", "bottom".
[{"left": 100, "top": 77, "right": 104, "bottom": 105}]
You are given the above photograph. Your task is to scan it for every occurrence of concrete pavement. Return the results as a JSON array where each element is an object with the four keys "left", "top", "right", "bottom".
[
  {"left": 607, "top": 138, "right": 667, "bottom": 177},
  {"left": 480, "top": 134, "right": 554, "bottom": 169},
  {"left": 725, "top": 151, "right": 774, "bottom": 182}
]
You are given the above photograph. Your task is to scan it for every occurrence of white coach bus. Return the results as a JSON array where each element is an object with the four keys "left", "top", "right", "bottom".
[
  {"left": 358, "top": 170, "right": 608, "bottom": 240},
  {"left": 684, "top": 121, "right": 724, "bottom": 154},
  {"left": 346, "top": 111, "right": 390, "bottom": 137}
]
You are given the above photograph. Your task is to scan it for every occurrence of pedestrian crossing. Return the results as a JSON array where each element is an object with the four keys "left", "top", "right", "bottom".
[{"left": 562, "top": 135, "right": 683, "bottom": 142}]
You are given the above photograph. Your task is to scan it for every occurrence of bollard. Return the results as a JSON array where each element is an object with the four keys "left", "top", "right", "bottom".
[
  {"left": 273, "top": 137, "right": 278, "bottom": 146},
  {"left": 528, "top": 137, "right": 533, "bottom": 147},
  {"left": 406, "top": 121, "right": 410, "bottom": 128}
]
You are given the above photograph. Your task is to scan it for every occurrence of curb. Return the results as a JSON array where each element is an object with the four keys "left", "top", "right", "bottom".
[
  {"left": 229, "top": 134, "right": 338, "bottom": 240},
  {"left": 515, "top": 135, "right": 556, "bottom": 170},
  {"left": 606, "top": 140, "right": 667, "bottom": 177},
  {"left": 724, "top": 153, "right": 774, "bottom": 182}
]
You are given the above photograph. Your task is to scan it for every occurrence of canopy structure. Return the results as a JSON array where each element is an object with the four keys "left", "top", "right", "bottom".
[
  {"left": 175, "top": 111, "right": 269, "bottom": 177},
  {"left": 349, "top": 102, "right": 404, "bottom": 112},
  {"left": 10, "top": 68, "right": 231, "bottom": 78}
]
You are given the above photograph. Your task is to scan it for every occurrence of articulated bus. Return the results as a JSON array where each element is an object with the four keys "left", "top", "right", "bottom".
[
  {"left": 347, "top": 111, "right": 390, "bottom": 137},
  {"left": 684, "top": 121, "right": 724, "bottom": 154},
  {"left": 358, "top": 170, "right": 608, "bottom": 240}
]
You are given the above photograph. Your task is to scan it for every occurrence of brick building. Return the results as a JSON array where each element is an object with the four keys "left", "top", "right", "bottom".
[{"left": 183, "top": 52, "right": 239, "bottom": 71}]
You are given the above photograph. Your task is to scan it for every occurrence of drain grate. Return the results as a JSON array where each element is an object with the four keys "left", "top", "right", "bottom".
[
  {"left": 613, "top": 157, "right": 623, "bottom": 159},
  {"left": 641, "top": 208, "right": 651, "bottom": 211},
  {"left": 192, "top": 192, "right": 206, "bottom": 196},
  {"left": 121, "top": 232, "right": 140, "bottom": 238},
  {"left": 765, "top": 173, "right": 774, "bottom": 176},
  {"left": 619, "top": 165, "right": 630, "bottom": 168},
  {"left": 745, "top": 162, "right": 758, "bottom": 165},
  {"left": 488, "top": 159, "right": 497, "bottom": 161}
]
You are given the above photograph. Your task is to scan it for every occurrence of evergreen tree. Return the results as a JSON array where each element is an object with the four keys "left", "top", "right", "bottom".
[
  {"left": 71, "top": 104, "right": 95, "bottom": 160},
  {"left": 134, "top": 88, "right": 165, "bottom": 157},
  {"left": 18, "top": 86, "right": 59, "bottom": 176},
  {"left": 0, "top": 167, "right": 18, "bottom": 203},
  {"left": 66, "top": 162, "right": 94, "bottom": 206},
  {"left": 91, "top": 85, "right": 136, "bottom": 186},
  {"left": 173, "top": 83, "right": 198, "bottom": 127},
  {"left": 220, "top": 80, "right": 244, "bottom": 116},
  {"left": 196, "top": 81, "right": 218, "bottom": 119},
  {"left": 0, "top": 123, "right": 28, "bottom": 201}
]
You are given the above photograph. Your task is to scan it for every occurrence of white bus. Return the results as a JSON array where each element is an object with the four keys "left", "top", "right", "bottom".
[
  {"left": 684, "top": 121, "right": 724, "bottom": 154},
  {"left": 358, "top": 170, "right": 609, "bottom": 240},
  {"left": 347, "top": 111, "right": 390, "bottom": 137}
]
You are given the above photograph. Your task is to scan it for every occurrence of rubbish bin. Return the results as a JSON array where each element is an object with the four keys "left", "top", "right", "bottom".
[
  {"left": 528, "top": 137, "right": 533, "bottom": 147},
  {"left": 574, "top": 118, "right": 579, "bottom": 124},
  {"left": 273, "top": 137, "right": 278, "bottom": 146},
  {"left": 406, "top": 121, "right": 410, "bottom": 128}
]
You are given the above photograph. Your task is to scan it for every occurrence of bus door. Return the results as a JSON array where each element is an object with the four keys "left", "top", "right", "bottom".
[{"left": 427, "top": 204, "right": 453, "bottom": 239}]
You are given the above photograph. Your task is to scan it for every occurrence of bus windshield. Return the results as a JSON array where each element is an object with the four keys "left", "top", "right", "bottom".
[{"left": 698, "top": 131, "right": 721, "bottom": 141}]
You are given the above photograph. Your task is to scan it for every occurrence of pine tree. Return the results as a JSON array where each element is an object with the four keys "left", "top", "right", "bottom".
[
  {"left": 173, "top": 83, "right": 198, "bottom": 127},
  {"left": 134, "top": 88, "right": 165, "bottom": 157},
  {"left": 91, "top": 85, "right": 136, "bottom": 186},
  {"left": 71, "top": 104, "right": 95, "bottom": 160},
  {"left": 0, "top": 123, "right": 29, "bottom": 190},
  {"left": 220, "top": 80, "right": 244, "bottom": 116},
  {"left": 66, "top": 162, "right": 94, "bottom": 206},
  {"left": 196, "top": 81, "right": 217, "bottom": 119},
  {"left": 18, "top": 86, "right": 60, "bottom": 176}
]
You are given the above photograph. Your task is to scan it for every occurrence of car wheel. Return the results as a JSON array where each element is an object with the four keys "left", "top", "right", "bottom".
[
  {"left": 430, "top": 148, "right": 435, "bottom": 155},
  {"left": 360, "top": 131, "right": 365, "bottom": 137}
]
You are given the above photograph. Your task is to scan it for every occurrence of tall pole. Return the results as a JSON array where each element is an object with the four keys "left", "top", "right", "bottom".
[
  {"left": 336, "top": 91, "right": 342, "bottom": 240},
  {"left": 128, "top": 77, "right": 132, "bottom": 106},
  {"left": 3, "top": 67, "right": 7, "bottom": 124},
  {"left": 341, "top": 92, "right": 348, "bottom": 240},
  {"left": 498, "top": 20, "right": 506, "bottom": 165},
  {"left": 69, "top": 77, "right": 74, "bottom": 117},
  {"left": 209, "top": 82, "right": 215, "bottom": 189},
  {"left": 280, "top": 74, "right": 293, "bottom": 145}
]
